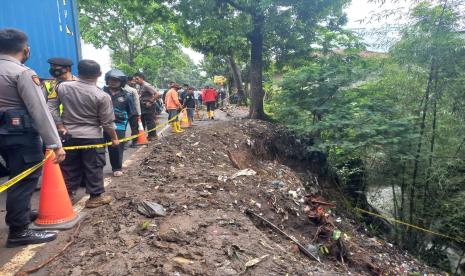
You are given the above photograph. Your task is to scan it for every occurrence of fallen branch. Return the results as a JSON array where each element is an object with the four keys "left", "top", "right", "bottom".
[
  {"left": 227, "top": 150, "right": 242, "bottom": 169},
  {"left": 245, "top": 209, "right": 321, "bottom": 263},
  {"left": 16, "top": 222, "right": 82, "bottom": 276}
]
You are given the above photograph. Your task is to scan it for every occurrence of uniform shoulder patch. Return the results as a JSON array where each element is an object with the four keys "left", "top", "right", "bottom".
[{"left": 31, "top": 75, "right": 41, "bottom": 86}]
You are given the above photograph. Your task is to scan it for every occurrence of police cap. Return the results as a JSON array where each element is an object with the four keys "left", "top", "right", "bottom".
[{"left": 47, "top": 57, "right": 73, "bottom": 67}]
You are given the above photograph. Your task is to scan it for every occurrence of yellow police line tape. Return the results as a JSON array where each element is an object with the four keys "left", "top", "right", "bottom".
[
  {"left": 62, "top": 109, "right": 184, "bottom": 150},
  {"left": 0, "top": 151, "right": 53, "bottom": 193},
  {"left": 354, "top": 207, "right": 465, "bottom": 244},
  {"left": 0, "top": 109, "right": 186, "bottom": 193}
]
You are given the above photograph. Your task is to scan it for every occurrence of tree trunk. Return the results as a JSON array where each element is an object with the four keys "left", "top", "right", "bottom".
[
  {"left": 423, "top": 81, "right": 439, "bottom": 214},
  {"left": 399, "top": 160, "right": 406, "bottom": 246},
  {"left": 409, "top": 59, "right": 436, "bottom": 240},
  {"left": 248, "top": 14, "right": 266, "bottom": 119},
  {"left": 228, "top": 51, "right": 245, "bottom": 106}
]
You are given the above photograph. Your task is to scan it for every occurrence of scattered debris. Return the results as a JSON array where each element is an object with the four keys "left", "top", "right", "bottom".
[
  {"left": 245, "top": 254, "right": 269, "bottom": 269},
  {"left": 231, "top": 168, "right": 256, "bottom": 179},
  {"left": 270, "top": 180, "right": 285, "bottom": 189},
  {"left": 41, "top": 110, "right": 440, "bottom": 276},
  {"left": 246, "top": 209, "right": 321, "bottom": 263},
  {"left": 137, "top": 201, "right": 166, "bottom": 217},
  {"left": 173, "top": 257, "right": 194, "bottom": 265}
]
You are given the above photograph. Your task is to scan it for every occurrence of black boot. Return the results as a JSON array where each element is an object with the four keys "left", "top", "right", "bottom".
[
  {"left": 7, "top": 229, "right": 57, "bottom": 248},
  {"left": 30, "top": 210, "right": 39, "bottom": 222}
]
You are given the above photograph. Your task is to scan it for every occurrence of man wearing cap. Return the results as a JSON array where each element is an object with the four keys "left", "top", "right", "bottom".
[
  {"left": 43, "top": 57, "right": 77, "bottom": 102},
  {"left": 133, "top": 72, "right": 160, "bottom": 140},
  {"left": 49, "top": 59, "right": 118, "bottom": 208},
  {"left": 0, "top": 28, "right": 66, "bottom": 247}
]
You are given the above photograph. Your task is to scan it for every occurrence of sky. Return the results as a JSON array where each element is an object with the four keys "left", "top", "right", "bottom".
[{"left": 81, "top": 0, "right": 408, "bottom": 84}]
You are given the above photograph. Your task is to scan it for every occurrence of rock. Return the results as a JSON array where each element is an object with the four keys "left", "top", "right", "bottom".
[
  {"left": 137, "top": 201, "right": 166, "bottom": 217},
  {"left": 173, "top": 256, "right": 194, "bottom": 265},
  {"left": 270, "top": 180, "right": 285, "bottom": 189}
]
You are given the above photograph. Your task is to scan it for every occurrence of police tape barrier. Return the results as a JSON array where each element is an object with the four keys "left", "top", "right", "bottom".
[
  {"left": 0, "top": 151, "right": 53, "bottom": 193},
  {"left": 0, "top": 93, "right": 232, "bottom": 192},
  {"left": 354, "top": 207, "right": 465, "bottom": 244},
  {"left": 0, "top": 109, "right": 187, "bottom": 193}
]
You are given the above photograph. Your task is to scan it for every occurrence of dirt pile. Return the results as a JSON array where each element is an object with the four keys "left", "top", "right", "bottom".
[{"left": 44, "top": 115, "right": 440, "bottom": 275}]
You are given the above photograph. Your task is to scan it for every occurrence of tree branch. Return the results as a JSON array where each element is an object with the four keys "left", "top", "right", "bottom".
[{"left": 219, "top": 0, "right": 251, "bottom": 14}]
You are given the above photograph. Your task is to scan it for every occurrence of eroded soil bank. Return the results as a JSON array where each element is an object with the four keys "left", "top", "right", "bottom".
[{"left": 42, "top": 112, "right": 440, "bottom": 275}]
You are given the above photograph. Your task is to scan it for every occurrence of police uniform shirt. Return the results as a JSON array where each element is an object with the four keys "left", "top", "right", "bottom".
[
  {"left": 0, "top": 54, "right": 62, "bottom": 148},
  {"left": 48, "top": 79, "right": 115, "bottom": 138},
  {"left": 43, "top": 75, "right": 78, "bottom": 101},
  {"left": 183, "top": 93, "right": 196, "bottom": 108},
  {"left": 139, "top": 81, "right": 158, "bottom": 104}
]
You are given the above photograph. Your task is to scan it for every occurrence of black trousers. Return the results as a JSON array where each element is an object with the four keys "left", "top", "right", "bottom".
[
  {"left": 60, "top": 138, "right": 106, "bottom": 197},
  {"left": 105, "top": 130, "right": 125, "bottom": 172},
  {"left": 128, "top": 116, "right": 139, "bottom": 142},
  {"left": 206, "top": 101, "right": 216, "bottom": 112},
  {"left": 141, "top": 112, "right": 157, "bottom": 137},
  {"left": 0, "top": 133, "right": 43, "bottom": 231}
]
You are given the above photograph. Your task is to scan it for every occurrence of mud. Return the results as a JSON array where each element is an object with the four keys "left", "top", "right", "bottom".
[{"left": 41, "top": 110, "right": 441, "bottom": 275}]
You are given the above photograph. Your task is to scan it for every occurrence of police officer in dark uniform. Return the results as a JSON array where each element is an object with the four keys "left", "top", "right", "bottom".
[
  {"left": 133, "top": 72, "right": 160, "bottom": 140},
  {"left": 43, "top": 57, "right": 78, "bottom": 101},
  {"left": 0, "top": 28, "right": 66, "bottom": 247}
]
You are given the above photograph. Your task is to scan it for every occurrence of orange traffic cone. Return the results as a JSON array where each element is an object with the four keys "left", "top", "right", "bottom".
[
  {"left": 180, "top": 110, "right": 190, "bottom": 128},
  {"left": 136, "top": 117, "right": 149, "bottom": 145},
  {"left": 32, "top": 151, "right": 85, "bottom": 230}
]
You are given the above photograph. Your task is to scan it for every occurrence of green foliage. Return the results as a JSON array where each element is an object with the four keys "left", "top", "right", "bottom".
[
  {"left": 78, "top": 0, "right": 203, "bottom": 87},
  {"left": 269, "top": 1, "right": 465, "bottom": 272}
]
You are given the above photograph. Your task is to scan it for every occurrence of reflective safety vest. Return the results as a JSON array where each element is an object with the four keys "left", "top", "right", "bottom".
[
  {"left": 43, "top": 79, "right": 58, "bottom": 100},
  {"left": 43, "top": 76, "right": 77, "bottom": 114}
]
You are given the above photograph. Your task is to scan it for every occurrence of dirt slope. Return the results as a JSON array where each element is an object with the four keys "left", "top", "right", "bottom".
[{"left": 42, "top": 110, "right": 440, "bottom": 275}]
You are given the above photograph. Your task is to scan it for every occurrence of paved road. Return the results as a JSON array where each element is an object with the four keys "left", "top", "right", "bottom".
[{"left": 0, "top": 113, "right": 168, "bottom": 268}]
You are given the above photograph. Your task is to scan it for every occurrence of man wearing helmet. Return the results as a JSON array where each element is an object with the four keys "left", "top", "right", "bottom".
[{"left": 103, "top": 69, "right": 136, "bottom": 177}]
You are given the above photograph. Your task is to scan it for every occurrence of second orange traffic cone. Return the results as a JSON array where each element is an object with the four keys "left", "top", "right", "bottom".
[
  {"left": 180, "top": 110, "right": 190, "bottom": 128},
  {"left": 32, "top": 151, "right": 85, "bottom": 230},
  {"left": 136, "top": 117, "right": 149, "bottom": 145},
  {"left": 194, "top": 109, "right": 201, "bottom": 120}
]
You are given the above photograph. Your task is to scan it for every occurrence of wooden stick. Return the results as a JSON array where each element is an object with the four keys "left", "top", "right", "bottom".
[
  {"left": 245, "top": 209, "right": 321, "bottom": 263},
  {"left": 16, "top": 222, "right": 82, "bottom": 276}
]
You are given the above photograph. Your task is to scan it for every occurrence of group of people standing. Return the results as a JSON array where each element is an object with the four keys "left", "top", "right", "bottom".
[
  {"left": 0, "top": 28, "right": 166, "bottom": 247},
  {"left": 0, "top": 28, "right": 223, "bottom": 248}
]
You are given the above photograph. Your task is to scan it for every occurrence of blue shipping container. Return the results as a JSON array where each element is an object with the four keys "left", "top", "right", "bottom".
[{"left": 0, "top": 0, "right": 82, "bottom": 78}]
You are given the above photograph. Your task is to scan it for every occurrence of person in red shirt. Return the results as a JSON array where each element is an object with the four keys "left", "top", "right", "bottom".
[{"left": 202, "top": 86, "right": 218, "bottom": 120}]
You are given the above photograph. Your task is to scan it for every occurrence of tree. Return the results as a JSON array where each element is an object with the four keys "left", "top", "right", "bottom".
[
  {"left": 270, "top": 1, "right": 465, "bottom": 272},
  {"left": 78, "top": 0, "right": 177, "bottom": 66},
  {"left": 172, "top": 0, "right": 249, "bottom": 104},
  {"left": 78, "top": 0, "right": 204, "bottom": 87},
  {"left": 168, "top": 0, "right": 349, "bottom": 119}
]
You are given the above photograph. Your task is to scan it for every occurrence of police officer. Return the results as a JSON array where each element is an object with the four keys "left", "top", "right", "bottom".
[
  {"left": 0, "top": 28, "right": 66, "bottom": 247},
  {"left": 43, "top": 57, "right": 77, "bottom": 101},
  {"left": 133, "top": 73, "right": 160, "bottom": 140},
  {"left": 48, "top": 59, "right": 118, "bottom": 208},
  {"left": 125, "top": 76, "right": 141, "bottom": 147},
  {"left": 103, "top": 69, "right": 136, "bottom": 176}
]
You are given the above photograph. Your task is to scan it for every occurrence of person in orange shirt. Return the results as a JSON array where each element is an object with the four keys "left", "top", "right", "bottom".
[{"left": 164, "top": 83, "right": 184, "bottom": 133}]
